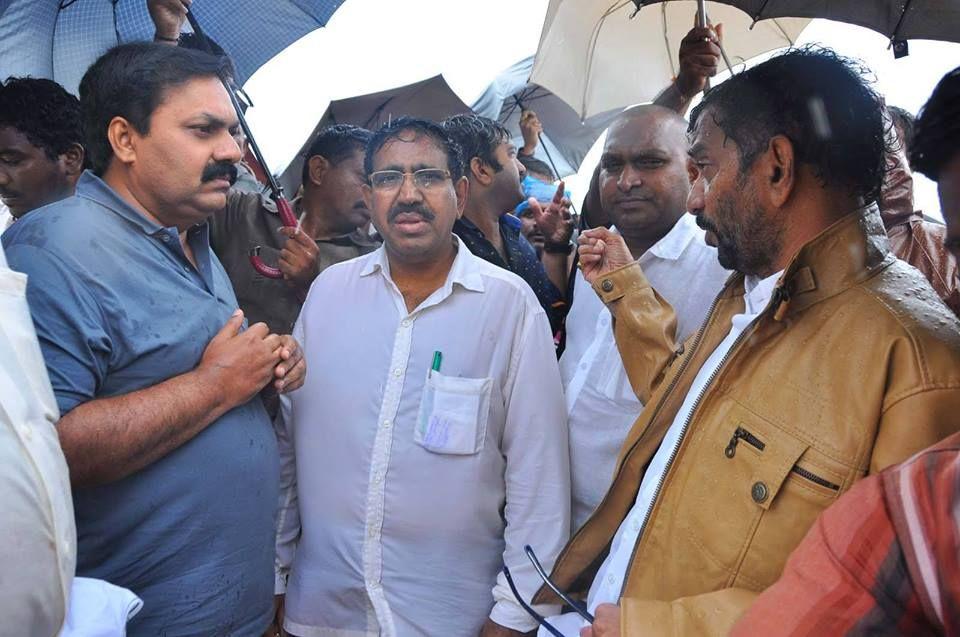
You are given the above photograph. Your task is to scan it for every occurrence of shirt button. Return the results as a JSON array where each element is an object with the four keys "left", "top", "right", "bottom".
[
  {"left": 393, "top": 368, "right": 402, "bottom": 378},
  {"left": 19, "top": 425, "right": 32, "bottom": 441},
  {"left": 601, "top": 279, "right": 614, "bottom": 293},
  {"left": 62, "top": 538, "right": 72, "bottom": 555},
  {"left": 751, "top": 481, "right": 769, "bottom": 504},
  {"left": 607, "top": 573, "right": 617, "bottom": 585},
  {"left": 161, "top": 234, "right": 170, "bottom": 243},
  {"left": 632, "top": 518, "right": 640, "bottom": 532},
  {"left": 367, "top": 527, "right": 377, "bottom": 538},
  {"left": 580, "top": 362, "right": 588, "bottom": 371},
  {"left": 401, "top": 319, "right": 411, "bottom": 328},
  {"left": 382, "top": 420, "right": 391, "bottom": 428}
]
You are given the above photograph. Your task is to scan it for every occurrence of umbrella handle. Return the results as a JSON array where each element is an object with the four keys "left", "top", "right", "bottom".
[{"left": 249, "top": 196, "right": 299, "bottom": 279}]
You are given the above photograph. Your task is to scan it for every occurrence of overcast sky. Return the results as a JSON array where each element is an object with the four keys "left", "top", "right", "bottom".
[{"left": 243, "top": 2, "right": 960, "bottom": 219}]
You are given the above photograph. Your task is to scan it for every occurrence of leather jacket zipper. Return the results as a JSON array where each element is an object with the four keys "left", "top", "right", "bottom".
[
  {"left": 725, "top": 425, "right": 841, "bottom": 491},
  {"left": 617, "top": 284, "right": 773, "bottom": 598},
  {"left": 724, "top": 426, "right": 765, "bottom": 457},
  {"left": 791, "top": 464, "right": 840, "bottom": 491}
]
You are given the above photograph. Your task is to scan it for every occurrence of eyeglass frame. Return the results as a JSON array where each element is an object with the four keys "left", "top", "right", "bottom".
[
  {"left": 367, "top": 168, "right": 453, "bottom": 192},
  {"left": 502, "top": 544, "right": 595, "bottom": 636}
]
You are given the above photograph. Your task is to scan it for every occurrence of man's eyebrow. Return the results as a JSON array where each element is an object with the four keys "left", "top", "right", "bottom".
[
  {"left": 375, "top": 162, "right": 441, "bottom": 172},
  {"left": 188, "top": 113, "right": 236, "bottom": 128},
  {"left": 688, "top": 141, "right": 708, "bottom": 157}
]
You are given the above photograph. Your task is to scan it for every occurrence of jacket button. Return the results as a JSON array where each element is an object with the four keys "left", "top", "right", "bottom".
[
  {"left": 751, "top": 481, "right": 769, "bottom": 504},
  {"left": 601, "top": 279, "right": 614, "bottom": 293}
]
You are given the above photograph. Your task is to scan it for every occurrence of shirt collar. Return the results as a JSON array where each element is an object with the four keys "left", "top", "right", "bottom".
[
  {"left": 646, "top": 213, "right": 702, "bottom": 261},
  {"left": 360, "top": 234, "right": 485, "bottom": 294},
  {"left": 743, "top": 269, "right": 784, "bottom": 315},
  {"left": 75, "top": 171, "right": 165, "bottom": 235}
]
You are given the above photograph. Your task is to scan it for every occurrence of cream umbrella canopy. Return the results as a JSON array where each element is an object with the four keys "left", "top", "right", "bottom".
[{"left": 531, "top": 0, "right": 809, "bottom": 120}]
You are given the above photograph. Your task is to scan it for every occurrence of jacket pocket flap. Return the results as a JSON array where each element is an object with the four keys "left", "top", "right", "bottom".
[{"left": 748, "top": 430, "right": 808, "bottom": 511}]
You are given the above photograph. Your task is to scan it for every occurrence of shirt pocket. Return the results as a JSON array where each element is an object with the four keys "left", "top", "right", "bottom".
[{"left": 415, "top": 370, "right": 492, "bottom": 455}]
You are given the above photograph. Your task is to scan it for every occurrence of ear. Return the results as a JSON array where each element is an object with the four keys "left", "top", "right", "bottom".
[
  {"left": 469, "top": 156, "right": 494, "bottom": 187},
  {"left": 307, "top": 155, "right": 329, "bottom": 188},
  {"left": 763, "top": 134, "right": 796, "bottom": 208},
  {"left": 61, "top": 143, "right": 85, "bottom": 177},
  {"left": 107, "top": 116, "right": 138, "bottom": 167},
  {"left": 454, "top": 175, "right": 469, "bottom": 218}
]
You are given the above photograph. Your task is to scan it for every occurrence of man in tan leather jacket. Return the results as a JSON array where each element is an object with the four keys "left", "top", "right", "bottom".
[{"left": 533, "top": 48, "right": 960, "bottom": 637}]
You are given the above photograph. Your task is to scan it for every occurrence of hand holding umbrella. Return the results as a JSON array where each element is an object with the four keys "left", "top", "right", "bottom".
[
  {"left": 519, "top": 109, "right": 543, "bottom": 156},
  {"left": 147, "top": 0, "right": 190, "bottom": 42}
]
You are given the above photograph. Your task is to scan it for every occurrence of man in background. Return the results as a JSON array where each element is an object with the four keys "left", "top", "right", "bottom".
[{"left": 0, "top": 77, "right": 85, "bottom": 227}]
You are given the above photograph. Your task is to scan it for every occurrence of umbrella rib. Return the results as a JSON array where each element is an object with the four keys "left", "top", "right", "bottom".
[
  {"left": 771, "top": 18, "right": 795, "bottom": 45},
  {"left": 583, "top": 0, "right": 632, "bottom": 118},
  {"left": 660, "top": 3, "right": 676, "bottom": 79}
]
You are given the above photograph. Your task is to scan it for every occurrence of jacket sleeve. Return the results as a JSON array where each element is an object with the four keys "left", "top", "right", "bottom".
[
  {"left": 870, "top": 385, "right": 960, "bottom": 473},
  {"left": 619, "top": 588, "right": 758, "bottom": 636},
  {"left": 591, "top": 262, "right": 679, "bottom": 405}
]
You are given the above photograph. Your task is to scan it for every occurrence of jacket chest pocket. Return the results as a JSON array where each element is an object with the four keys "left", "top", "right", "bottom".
[
  {"left": 415, "top": 370, "right": 492, "bottom": 455},
  {"left": 679, "top": 408, "right": 843, "bottom": 588}
]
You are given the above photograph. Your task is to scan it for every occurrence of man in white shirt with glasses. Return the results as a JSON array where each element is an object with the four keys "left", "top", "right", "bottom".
[{"left": 272, "top": 117, "right": 570, "bottom": 637}]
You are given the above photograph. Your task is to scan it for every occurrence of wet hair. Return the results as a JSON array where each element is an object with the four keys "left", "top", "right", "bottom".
[
  {"left": 690, "top": 46, "right": 889, "bottom": 204},
  {"left": 0, "top": 77, "right": 83, "bottom": 161},
  {"left": 519, "top": 155, "right": 556, "bottom": 181},
  {"left": 178, "top": 32, "right": 236, "bottom": 79},
  {"left": 301, "top": 124, "right": 372, "bottom": 183},
  {"left": 910, "top": 67, "right": 960, "bottom": 181},
  {"left": 365, "top": 117, "right": 464, "bottom": 180},
  {"left": 441, "top": 113, "right": 511, "bottom": 174},
  {"left": 79, "top": 42, "right": 229, "bottom": 175},
  {"left": 887, "top": 105, "right": 915, "bottom": 154}
]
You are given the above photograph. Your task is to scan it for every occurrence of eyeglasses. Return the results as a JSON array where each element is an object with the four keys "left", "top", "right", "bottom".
[
  {"left": 502, "top": 545, "right": 594, "bottom": 636},
  {"left": 369, "top": 169, "right": 451, "bottom": 192}
]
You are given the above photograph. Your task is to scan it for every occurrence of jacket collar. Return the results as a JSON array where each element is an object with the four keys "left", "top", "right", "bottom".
[{"left": 718, "top": 204, "right": 892, "bottom": 319}]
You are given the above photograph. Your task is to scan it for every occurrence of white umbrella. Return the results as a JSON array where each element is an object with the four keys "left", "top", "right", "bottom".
[{"left": 531, "top": 0, "right": 810, "bottom": 119}]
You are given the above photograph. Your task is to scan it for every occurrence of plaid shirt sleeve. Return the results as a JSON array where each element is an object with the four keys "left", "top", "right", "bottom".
[{"left": 731, "top": 432, "right": 960, "bottom": 636}]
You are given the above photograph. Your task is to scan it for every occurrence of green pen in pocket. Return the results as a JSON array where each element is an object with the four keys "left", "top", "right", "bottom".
[{"left": 431, "top": 351, "right": 442, "bottom": 372}]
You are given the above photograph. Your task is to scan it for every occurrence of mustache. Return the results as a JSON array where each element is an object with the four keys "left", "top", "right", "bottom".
[
  {"left": 201, "top": 162, "right": 238, "bottom": 184},
  {"left": 695, "top": 213, "right": 718, "bottom": 234},
  {"left": 388, "top": 204, "right": 435, "bottom": 223}
]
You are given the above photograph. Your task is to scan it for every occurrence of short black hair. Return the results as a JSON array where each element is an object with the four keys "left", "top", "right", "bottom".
[
  {"left": 365, "top": 117, "right": 464, "bottom": 180},
  {"left": 911, "top": 67, "right": 960, "bottom": 181},
  {"left": 0, "top": 77, "right": 83, "bottom": 161},
  {"left": 519, "top": 155, "right": 556, "bottom": 181},
  {"left": 690, "top": 46, "right": 888, "bottom": 204},
  {"left": 79, "top": 42, "right": 229, "bottom": 175},
  {"left": 887, "top": 105, "right": 915, "bottom": 154},
  {"left": 301, "top": 124, "right": 372, "bottom": 183},
  {"left": 441, "top": 113, "right": 511, "bottom": 174}
]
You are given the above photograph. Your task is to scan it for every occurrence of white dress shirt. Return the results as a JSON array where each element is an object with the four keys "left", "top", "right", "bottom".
[
  {"left": 277, "top": 237, "right": 570, "bottom": 636},
  {"left": 1, "top": 201, "right": 12, "bottom": 231},
  {"left": 560, "top": 214, "right": 729, "bottom": 529},
  {"left": 0, "top": 241, "right": 76, "bottom": 635},
  {"left": 543, "top": 269, "right": 783, "bottom": 637}
]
